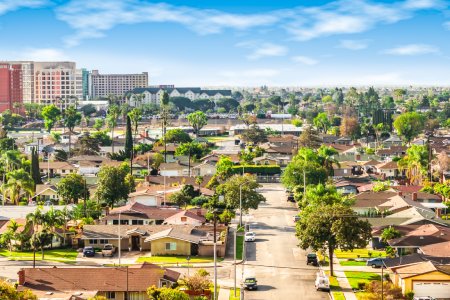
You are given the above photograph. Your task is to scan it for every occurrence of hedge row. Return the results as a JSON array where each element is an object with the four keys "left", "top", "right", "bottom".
[{"left": 231, "top": 165, "right": 281, "bottom": 175}]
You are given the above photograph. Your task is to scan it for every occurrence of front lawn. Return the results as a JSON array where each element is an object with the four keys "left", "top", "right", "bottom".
[
  {"left": 333, "top": 292, "right": 346, "bottom": 300},
  {"left": 339, "top": 260, "right": 367, "bottom": 266},
  {"left": 344, "top": 271, "right": 381, "bottom": 290},
  {"left": 236, "top": 236, "right": 244, "bottom": 260},
  {"left": 0, "top": 248, "right": 78, "bottom": 262},
  {"left": 136, "top": 255, "right": 218, "bottom": 265},
  {"left": 229, "top": 288, "right": 240, "bottom": 300},
  {"left": 335, "top": 249, "right": 386, "bottom": 259}
]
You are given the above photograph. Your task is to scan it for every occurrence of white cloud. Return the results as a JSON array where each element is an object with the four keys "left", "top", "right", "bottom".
[
  {"left": 338, "top": 39, "right": 369, "bottom": 50},
  {"left": 292, "top": 56, "right": 318, "bottom": 65},
  {"left": 27, "top": 48, "right": 69, "bottom": 61},
  {"left": 0, "top": 0, "right": 47, "bottom": 15},
  {"left": 383, "top": 44, "right": 439, "bottom": 55},
  {"left": 237, "top": 41, "right": 288, "bottom": 60},
  {"left": 444, "top": 21, "right": 450, "bottom": 30},
  {"left": 54, "top": 0, "right": 448, "bottom": 46}
]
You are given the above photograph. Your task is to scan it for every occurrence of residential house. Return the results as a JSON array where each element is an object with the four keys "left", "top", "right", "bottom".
[
  {"left": 419, "top": 241, "right": 450, "bottom": 257},
  {"left": 375, "top": 161, "right": 402, "bottom": 179},
  {"left": 103, "top": 202, "right": 182, "bottom": 225},
  {"left": 159, "top": 162, "right": 190, "bottom": 176},
  {"left": 128, "top": 185, "right": 183, "bottom": 206},
  {"left": 361, "top": 159, "right": 381, "bottom": 174},
  {"left": 333, "top": 136, "right": 353, "bottom": 145},
  {"left": 39, "top": 161, "right": 76, "bottom": 177},
  {"left": 191, "top": 161, "right": 217, "bottom": 176},
  {"left": 377, "top": 146, "right": 407, "bottom": 159},
  {"left": 145, "top": 175, "right": 214, "bottom": 188},
  {"left": 17, "top": 263, "right": 180, "bottom": 300},
  {"left": 389, "top": 261, "right": 450, "bottom": 298},
  {"left": 333, "top": 161, "right": 360, "bottom": 177},
  {"left": 381, "top": 135, "right": 403, "bottom": 147},
  {"left": 33, "top": 184, "right": 59, "bottom": 203},
  {"left": 334, "top": 177, "right": 372, "bottom": 195},
  {"left": 201, "top": 153, "right": 240, "bottom": 164},
  {"left": 163, "top": 210, "right": 206, "bottom": 226}
]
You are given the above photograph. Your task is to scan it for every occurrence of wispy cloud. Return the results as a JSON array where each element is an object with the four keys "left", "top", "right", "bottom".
[
  {"left": 292, "top": 56, "right": 318, "bottom": 65},
  {"left": 0, "top": 0, "right": 47, "bottom": 15},
  {"left": 383, "top": 44, "right": 439, "bottom": 55},
  {"left": 237, "top": 41, "right": 288, "bottom": 60},
  {"left": 55, "top": 0, "right": 448, "bottom": 46},
  {"left": 338, "top": 39, "right": 369, "bottom": 50}
]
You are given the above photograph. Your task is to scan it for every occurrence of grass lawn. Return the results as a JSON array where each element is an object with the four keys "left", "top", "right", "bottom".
[
  {"left": 339, "top": 260, "right": 367, "bottom": 266},
  {"left": 136, "top": 255, "right": 219, "bottom": 264},
  {"left": 0, "top": 248, "right": 78, "bottom": 262},
  {"left": 205, "top": 136, "right": 232, "bottom": 143},
  {"left": 344, "top": 271, "right": 381, "bottom": 290},
  {"left": 335, "top": 249, "right": 386, "bottom": 259},
  {"left": 317, "top": 251, "right": 330, "bottom": 266},
  {"left": 229, "top": 288, "right": 240, "bottom": 300},
  {"left": 236, "top": 236, "right": 244, "bottom": 260},
  {"left": 333, "top": 292, "right": 346, "bottom": 300}
]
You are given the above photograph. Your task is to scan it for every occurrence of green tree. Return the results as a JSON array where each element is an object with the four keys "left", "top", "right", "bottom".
[
  {"left": 63, "top": 105, "right": 82, "bottom": 154},
  {"left": 1, "top": 169, "right": 34, "bottom": 205},
  {"left": 313, "top": 112, "right": 331, "bottom": 133},
  {"left": 317, "top": 145, "right": 340, "bottom": 177},
  {"left": 95, "top": 166, "right": 131, "bottom": 208},
  {"left": 187, "top": 111, "right": 208, "bottom": 137},
  {"left": 0, "top": 280, "right": 37, "bottom": 300},
  {"left": 215, "top": 174, "right": 265, "bottom": 211},
  {"left": 393, "top": 112, "right": 425, "bottom": 144},
  {"left": 296, "top": 204, "right": 372, "bottom": 275},
  {"left": 124, "top": 115, "right": 133, "bottom": 160},
  {"left": 30, "top": 147, "right": 42, "bottom": 186},
  {"left": 240, "top": 125, "right": 268, "bottom": 144},
  {"left": 0, "top": 219, "right": 22, "bottom": 252},
  {"left": 106, "top": 104, "right": 120, "bottom": 154},
  {"left": 93, "top": 118, "right": 104, "bottom": 131},
  {"left": 41, "top": 105, "right": 61, "bottom": 133},
  {"left": 380, "top": 226, "right": 401, "bottom": 243},
  {"left": 164, "top": 129, "right": 192, "bottom": 144},
  {"left": 72, "top": 134, "right": 101, "bottom": 156},
  {"left": 398, "top": 145, "right": 429, "bottom": 185},
  {"left": 147, "top": 286, "right": 189, "bottom": 300},
  {"left": 216, "top": 156, "right": 234, "bottom": 180},
  {"left": 175, "top": 142, "right": 204, "bottom": 177},
  {"left": 57, "top": 173, "right": 89, "bottom": 204},
  {"left": 128, "top": 108, "right": 142, "bottom": 142}
]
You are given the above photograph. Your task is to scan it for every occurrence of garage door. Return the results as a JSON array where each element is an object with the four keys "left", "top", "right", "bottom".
[{"left": 413, "top": 281, "right": 450, "bottom": 299}]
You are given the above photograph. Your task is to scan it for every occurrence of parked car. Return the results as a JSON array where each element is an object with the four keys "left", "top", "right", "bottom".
[
  {"left": 293, "top": 215, "right": 301, "bottom": 222},
  {"left": 287, "top": 193, "right": 295, "bottom": 202},
  {"left": 101, "top": 244, "right": 116, "bottom": 257},
  {"left": 243, "top": 277, "right": 258, "bottom": 290},
  {"left": 245, "top": 232, "right": 256, "bottom": 242},
  {"left": 366, "top": 258, "right": 385, "bottom": 268},
  {"left": 315, "top": 273, "right": 330, "bottom": 291},
  {"left": 307, "top": 253, "right": 318, "bottom": 266},
  {"left": 83, "top": 246, "right": 95, "bottom": 257},
  {"left": 413, "top": 297, "right": 436, "bottom": 300}
]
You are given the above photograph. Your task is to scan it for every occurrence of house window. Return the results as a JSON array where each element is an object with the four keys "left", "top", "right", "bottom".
[
  {"left": 181, "top": 217, "right": 187, "bottom": 222},
  {"left": 165, "top": 242, "right": 176, "bottom": 251},
  {"left": 89, "top": 239, "right": 98, "bottom": 244},
  {"left": 106, "top": 291, "right": 116, "bottom": 299},
  {"left": 99, "top": 239, "right": 108, "bottom": 244},
  {"left": 132, "top": 220, "right": 144, "bottom": 225}
]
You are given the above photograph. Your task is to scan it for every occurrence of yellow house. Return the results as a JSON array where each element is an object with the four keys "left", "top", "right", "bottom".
[{"left": 392, "top": 261, "right": 450, "bottom": 299}]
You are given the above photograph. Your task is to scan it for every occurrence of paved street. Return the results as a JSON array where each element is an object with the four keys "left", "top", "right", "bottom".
[{"left": 242, "top": 183, "right": 329, "bottom": 300}]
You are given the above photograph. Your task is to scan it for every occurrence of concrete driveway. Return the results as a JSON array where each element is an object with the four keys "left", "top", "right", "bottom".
[{"left": 242, "top": 183, "right": 329, "bottom": 300}]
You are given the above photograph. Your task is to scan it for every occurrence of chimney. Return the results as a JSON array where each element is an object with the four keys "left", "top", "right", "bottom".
[
  {"left": 398, "top": 191, "right": 403, "bottom": 197},
  {"left": 412, "top": 192, "right": 417, "bottom": 202},
  {"left": 18, "top": 269, "right": 25, "bottom": 285}
]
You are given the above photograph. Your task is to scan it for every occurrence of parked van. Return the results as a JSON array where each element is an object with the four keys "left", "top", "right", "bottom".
[{"left": 315, "top": 273, "right": 330, "bottom": 292}]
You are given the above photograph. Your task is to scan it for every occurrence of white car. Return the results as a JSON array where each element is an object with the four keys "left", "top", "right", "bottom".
[
  {"left": 244, "top": 232, "right": 256, "bottom": 242},
  {"left": 315, "top": 273, "right": 330, "bottom": 292}
]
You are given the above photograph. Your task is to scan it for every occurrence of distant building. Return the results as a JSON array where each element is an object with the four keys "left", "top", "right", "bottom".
[
  {"left": 89, "top": 69, "right": 148, "bottom": 99},
  {"left": 129, "top": 87, "right": 232, "bottom": 106},
  {"left": 0, "top": 62, "right": 23, "bottom": 112}
]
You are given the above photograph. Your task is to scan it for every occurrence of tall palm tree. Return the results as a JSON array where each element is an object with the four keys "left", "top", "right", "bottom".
[
  {"left": 26, "top": 207, "right": 45, "bottom": 267},
  {"left": 1, "top": 169, "right": 34, "bottom": 205},
  {"left": 128, "top": 108, "right": 142, "bottom": 143},
  {"left": 44, "top": 207, "right": 64, "bottom": 248},
  {"left": 398, "top": 145, "right": 428, "bottom": 185},
  {"left": 160, "top": 91, "right": 170, "bottom": 163},
  {"left": 106, "top": 104, "right": 120, "bottom": 154},
  {"left": 317, "top": 146, "right": 340, "bottom": 177}
]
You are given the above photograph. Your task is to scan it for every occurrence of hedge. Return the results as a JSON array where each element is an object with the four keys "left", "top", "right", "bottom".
[{"left": 231, "top": 165, "right": 281, "bottom": 175}]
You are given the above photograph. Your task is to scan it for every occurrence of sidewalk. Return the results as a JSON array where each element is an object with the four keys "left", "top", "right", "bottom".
[
  {"left": 333, "top": 255, "right": 357, "bottom": 300},
  {"left": 218, "top": 286, "right": 230, "bottom": 300}
]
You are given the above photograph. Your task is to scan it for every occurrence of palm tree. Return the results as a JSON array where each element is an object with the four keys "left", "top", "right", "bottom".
[
  {"left": 160, "top": 91, "right": 170, "bottom": 163},
  {"left": 1, "top": 169, "right": 34, "bottom": 205},
  {"left": 44, "top": 207, "right": 64, "bottom": 248},
  {"left": 0, "top": 219, "right": 22, "bottom": 253},
  {"left": 0, "top": 150, "right": 23, "bottom": 173},
  {"left": 128, "top": 108, "right": 143, "bottom": 143},
  {"left": 106, "top": 105, "right": 120, "bottom": 154},
  {"left": 317, "top": 146, "right": 340, "bottom": 177},
  {"left": 63, "top": 105, "right": 82, "bottom": 155},
  {"left": 26, "top": 208, "right": 45, "bottom": 267},
  {"left": 195, "top": 175, "right": 204, "bottom": 191},
  {"left": 398, "top": 145, "right": 428, "bottom": 185}
]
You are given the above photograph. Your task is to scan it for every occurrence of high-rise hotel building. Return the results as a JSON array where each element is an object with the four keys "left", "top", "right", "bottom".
[{"left": 88, "top": 70, "right": 148, "bottom": 99}]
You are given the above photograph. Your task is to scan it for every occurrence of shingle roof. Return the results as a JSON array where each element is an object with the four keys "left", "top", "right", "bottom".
[
  {"left": 384, "top": 253, "right": 450, "bottom": 268},
  {"left": 164, "top": 210, "right": 206, "bottom": 224},
  {"left": 144, "top": 226, "right": 206, "bottom": 244},
  {"left": 81, "top": 224, "right": 180, "bottom": 239},
  {"left": 39, "top": 162, "right": 75, "bottom": 170},
  {"left": 420, "top": 241, "right": 450, "bottom": 257},
  {"left": 394, "top": 261, "right": 450, "bottom": 279},
  {"left": 388, "top": 224, "right": 450, "bottom": 247},
  {"left": 19, "top": 264, "right": 179, "bottom": 292}
]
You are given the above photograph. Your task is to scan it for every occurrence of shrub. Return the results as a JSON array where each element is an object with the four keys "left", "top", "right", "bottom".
[
  {"left": 405, "top": 291, "right": 414, "bottom": 300},
  {"left": 357, "top": 281, "right": 366, "bottom": 290},
  {"left": 19, "top": 201, "right": 27, "bottom": 206},
  {"left": 231, "top": 165, "right": 281, "bottom": 175}
]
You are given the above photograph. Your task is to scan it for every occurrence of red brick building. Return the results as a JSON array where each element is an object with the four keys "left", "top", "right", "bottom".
[{"left": 0, "top": 62, "right": 23, "bottom": 113}]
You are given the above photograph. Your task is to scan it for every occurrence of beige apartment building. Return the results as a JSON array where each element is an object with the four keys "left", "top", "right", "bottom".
[{"left": 89, "top": 70, "right": 148, "bottom": 99}]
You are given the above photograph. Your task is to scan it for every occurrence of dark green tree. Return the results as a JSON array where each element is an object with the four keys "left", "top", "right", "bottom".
[
  {"left": 95, "top": 166, "right": 131, "bottom": 208},
  {"left": 57, "top": 173, "right": 89, "bottom": 204},
  {"left": 164, "top": 129, "right": 192, "bottom": 144},
  {"left": 187, "top": 111, "right": 208, "bottom": 137},
  {"left": 30, "top": 147, "right": 42, "bottom": 186},
  {"left": 393, "top": 112, "right": 425, "bottom": 144},
  {"left": 41, "top": 105, "right": 61, "bottom": 133},
  {"left": 124, "top": 115, "right": 133, "bottom": 159},
  {"left": 296, "top": 204, "right": 372, "bottom": 275},
  {"left": 215, "top": 174, "right": 265, "bottom": 211}
]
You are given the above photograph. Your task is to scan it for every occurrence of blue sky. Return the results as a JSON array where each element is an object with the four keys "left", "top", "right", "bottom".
[{"left": 1, "top": 0, "right": 450, "bottom": 86}]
